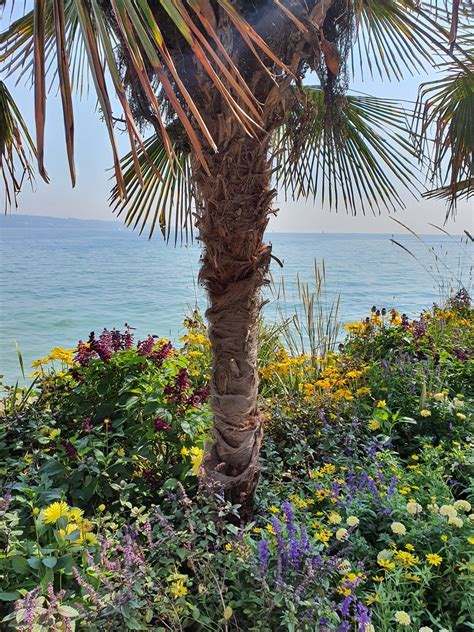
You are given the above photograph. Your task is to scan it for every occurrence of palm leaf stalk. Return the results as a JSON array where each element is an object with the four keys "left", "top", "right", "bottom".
[{"left": 1, "top": 0, "right": 472, "bottom": 515}]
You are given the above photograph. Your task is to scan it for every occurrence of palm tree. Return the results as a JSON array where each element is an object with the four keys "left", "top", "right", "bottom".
[{"left": 1, "top": 0, "right": 472, "bottom": 514}]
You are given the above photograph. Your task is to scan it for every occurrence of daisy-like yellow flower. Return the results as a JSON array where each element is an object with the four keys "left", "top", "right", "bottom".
[
  {"left": 43, "top": 501, "right": 69, "bottom": 524},
  {"left": 420, "top": 409, "right": 431, "bottom": 417},
  {"left": 378, "top": 559, "right": 395, "bottom": 570},
  {"left": 425, "top": 553, "right": 443, "bottom": 566},
  {"left": 327, "top": 511, "right": 342, "bottom": 525},
  {"left": 269, "top": 505, "right": 279, "bottom": 514},
  {"left": 68, "top": 507, "right": 84, "bottom": 522},
  {"left": 375, "top": 400, "right": 386, "bottom": 408},
  {"left": 390, "top": 522, "right": 406, "bottom": 535},
  {"left": 225, "top": 543, "right": 233, "bottom": 551}
]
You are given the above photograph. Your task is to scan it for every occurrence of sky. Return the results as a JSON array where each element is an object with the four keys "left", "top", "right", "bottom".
[{"left": 1, "top": 8, "right": 472, "bottom": 236}]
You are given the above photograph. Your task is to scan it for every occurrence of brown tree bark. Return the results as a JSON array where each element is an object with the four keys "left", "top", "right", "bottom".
[{"left": 196, "top": 131, "right": 275, "bottom": 516}]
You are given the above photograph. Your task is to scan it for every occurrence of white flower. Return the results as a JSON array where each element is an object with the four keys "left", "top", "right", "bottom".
[
  {"left": 453, "top": 500, "right": 471, "bottom": 513},
  {"left": 427, "top": 503, "right": 439, "bottom": 514},
  {"left": 335, "top": 528, "right": 348, "bottom": 541},
  {"left": 394, "top": 611, "right": 411, "bottom": 626},
  {"left": 377, "top": 549, "right": 393, "bottom": 562},
  {"left": 439, "top": 505, "right": 457, "bottom": 518},
  {"left": 406, "top": 502, "right": 423, "bottom": 515},
  {"left": 432, "top": 392, "right": 445, "bottom": 401},
  {"left": 391, "top": 522, "right": 407, "bottom": 535},
  {"left": 347, "top": 515, "right": 360, "bottom": 527},
  {"left": 419, "top": 627, "right": 433, "bottom": 632},
  {"left": 448, "top": 516, "right": 463, "bottom": 528},
  {"left": 453, "top": 398, "right": 464, "bottom": 408}
]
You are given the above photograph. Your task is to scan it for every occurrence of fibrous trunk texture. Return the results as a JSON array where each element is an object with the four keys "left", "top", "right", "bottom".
[{"left": 196, "top": 133, "right": 275, "bottom": 516}]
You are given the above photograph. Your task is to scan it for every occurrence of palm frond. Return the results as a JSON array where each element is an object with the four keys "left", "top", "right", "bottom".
[
  {"left": 415, "top": 60, "right": 474, "bottom": 213},
  {"left": 273, "top": 86, "right": 419, "bottom": 213},
  {"left": 110, "top": 133, "right": 193, "bottom": 242},
  {"left": 353, "top": 0, "right": 471, "bottom": 81},
  {"left": 0, "top": 80, "right": 38, "bottom": 211}
]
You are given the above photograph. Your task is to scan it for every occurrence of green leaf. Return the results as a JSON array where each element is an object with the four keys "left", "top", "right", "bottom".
[
  {"left": 42, "top": 557, "right": 58, "bottom": 568},
  {"left": 11, "top": 556, "right": 29, "bottom": 575},
  {"left": 0, "top": 592, "right": 20, "bottom": 601}
]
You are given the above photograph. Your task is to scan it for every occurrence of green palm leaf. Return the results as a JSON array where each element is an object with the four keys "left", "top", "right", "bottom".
[
  {"left": 273, "top": 86, "right": 419, "bottom": 213},
  {"left": 110, "top": 132, "right": 193, "bottom": 242},
  {"left": 415, "top": 59, "right": 474, "bottom": 213},
  {"left": 353, "top": 0, "right": 471, "bottom": 81}
]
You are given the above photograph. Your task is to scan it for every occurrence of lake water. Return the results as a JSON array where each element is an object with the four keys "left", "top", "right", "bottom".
[{"left": 0, "top": 214, "right": 471, "bottom": 384}]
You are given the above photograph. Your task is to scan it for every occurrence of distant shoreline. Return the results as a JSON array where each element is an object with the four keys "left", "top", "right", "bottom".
[{"left": 0, "top": 213, "right": 467, "bottom": 237}]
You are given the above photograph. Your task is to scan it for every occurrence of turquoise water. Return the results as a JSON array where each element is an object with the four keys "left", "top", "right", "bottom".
[{"left": 0, "top": 214, "right": 471, "bottom": 384}]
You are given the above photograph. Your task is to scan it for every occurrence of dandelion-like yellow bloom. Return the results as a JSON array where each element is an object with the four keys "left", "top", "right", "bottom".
[
  {"left": 420, "top": 409, "right": 431, "bottom": 417},
  {"left": 375, "top": 400, "right": 386, "bottom": 408},
  {"left": 425, "top": 553, "right": 443, "bottom": 566},
  {"left": 43, "top": 501, "right": 69, "bottom": 524},
  {"left": 328, "top": 512, "right": 342, "bottom": 525},
  {"left": 368, "top": 419, "right": 381, "bottom": 431}
]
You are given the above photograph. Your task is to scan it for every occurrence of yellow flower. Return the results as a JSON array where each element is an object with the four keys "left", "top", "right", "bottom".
[
  {"left": 315, "top": 529, "right": 332, "bottom": 544},
  {"left": 394, "top": 611, "right": 411, "bottom": 626},
  {"left": 32, "top": 507, "right": 40, "bottom": 516},
  {"left": 378, "top": 559, "right": 395, "bottom": 571},
  {"left": 328, "top": 512, "right": 342, "bottom": 525},
  {"left": 98, "top": 504, "right": 106, "bottom": 513},
  {"left": 467, "top": 537, "right": 474, "bottom": 545},
  {"left": 372, "top": 575, "right": 384, "bottom": 582},
  {"left": 225, "top": 543, "right": 233, "bottom": 551},
  {"left": 456, "top": 413, "right": 467, "bottom": 420},
  {"left": 405, "top": 543, "right": 415, "bottom": 551},
  {"left": 266, "top": 524, "right": 276, "bottom": 535},
  {"left": 440, "top": 535, "right": 448, "bottom": 542},
  {"left": 390, "top": 522, "right": 407, "bottom": 535},
  {"left": 448, "top": 516, "right": 463, "bottom": 528},
  {"left": 190, "top": 447, "right": 204, "bottom": 475},
  {"left": 432, "top": 392, "right": 445, "bottom": 401},
  {"left": 394, "top": 550, "right": 419, "bottom": 567},
  {"left": 68, "top": 507, "right": 84, "bottom": 522},
  {"left": 420, "top": 409, "right": 431, "bottom": 417},
  {"left": 116, "top": 448, "right": 125, "bottom": 457},
  {"left": 180, "top": 447, "right": 190, "bottom": 457},
  {"left": 43, "top": 501, "right": 69, "bottom": 524},
  {"left": 84, "top": 532, "right": 97, "bottom": 546},
  {"left": 168, "top": 575, "right": 188, "bottom": 598},
  {"left": 269, "top": 506, "right": 279, "bottom": 514},
  {"left": 368, "top": 419, "right": 381, "bottom": 431},
  {"left": 406, "top": 502, "right": 422, "bottom": 515},
  {"left": 347, "top": 516, "right": 359, "bottom": 527},
  {"left": 425, "top": 553, "right": 443, "bottom": 566},
  {"left": 375, "top": 400, "right": 386, "bottom": 408}
]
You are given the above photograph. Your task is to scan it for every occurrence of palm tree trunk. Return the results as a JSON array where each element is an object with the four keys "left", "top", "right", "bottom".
[{"left": 196, "top": 132, "right": 275, "bottom": 516}]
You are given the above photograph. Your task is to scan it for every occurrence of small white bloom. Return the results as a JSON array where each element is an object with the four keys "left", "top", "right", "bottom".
[
  {"left": 335, "top": 528, "right": 348, "bottom": 541},
  {"left": 347, "top": 515, "right": 360, "bottom": 527},
  {"left": 391, "top": 521, "right": 407, "bottom": 535}
]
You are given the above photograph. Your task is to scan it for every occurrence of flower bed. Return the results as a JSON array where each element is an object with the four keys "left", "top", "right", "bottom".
[{"left": 0, "top": 292, "right": 472, "bottom": 631}]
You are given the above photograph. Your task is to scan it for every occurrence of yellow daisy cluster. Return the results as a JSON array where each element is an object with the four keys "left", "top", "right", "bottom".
[
  {"left": 181, "top": 446, "right": 204, "bottom": 475},
  {"left": 40, "top": 501, "right": 97, "bottom": 546},
  {"left": 30, "top": 346, "right": 76, "bottom": 376}
]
